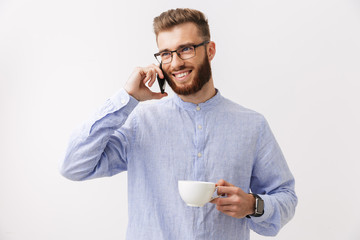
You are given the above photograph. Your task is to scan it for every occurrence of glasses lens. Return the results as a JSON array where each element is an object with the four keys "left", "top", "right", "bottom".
[
  {"left": 160, "top": 52, "right": 172, "bottom": 64},
  {"left": 179, "top": 46, "right": 195, "bottom": 60}
]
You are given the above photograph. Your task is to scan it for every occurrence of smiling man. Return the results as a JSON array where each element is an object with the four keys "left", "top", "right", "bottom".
[
  {"left": 156, "top": 23, "right": 213, "bottom": 99},
  {"left": 61, "top": 8, "right": 297, "bottom": 240}
]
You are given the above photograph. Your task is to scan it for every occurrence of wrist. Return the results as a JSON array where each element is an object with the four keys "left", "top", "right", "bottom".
[
  {"left": 248, "top": 193, "right": 256, "bottom": 215},
  {"left": 124, "top": 86, "right": 140, "bottom": 101}
]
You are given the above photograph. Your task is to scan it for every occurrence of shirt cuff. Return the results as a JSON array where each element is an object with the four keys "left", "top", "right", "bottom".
[
  {"left": 110, "top": 88, "right": 139, "bottom": 112},
  {"left": 249, "top": 194, "right": 274, "bottom": 223}
]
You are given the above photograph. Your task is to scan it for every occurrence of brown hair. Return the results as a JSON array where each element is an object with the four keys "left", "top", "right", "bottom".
[{"left": 153, "top": 8, "right": 210, "bottom": 41}]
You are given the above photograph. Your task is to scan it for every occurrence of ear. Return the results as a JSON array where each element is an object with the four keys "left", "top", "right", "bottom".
[{"left": 207, "top": 41, "right": 216, "bottom": 61}]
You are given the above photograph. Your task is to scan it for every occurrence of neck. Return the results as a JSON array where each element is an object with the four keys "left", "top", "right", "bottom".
[{"left": 178, "top": 78, "right": 216, "bottom": 104}]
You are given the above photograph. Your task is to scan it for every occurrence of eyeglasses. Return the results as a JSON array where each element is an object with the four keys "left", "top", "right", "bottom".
[{"left": 154, "top": 40, "right": 209, "bottom": 64}]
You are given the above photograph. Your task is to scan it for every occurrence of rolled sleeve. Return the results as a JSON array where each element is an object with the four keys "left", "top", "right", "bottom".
[{"left": 250, "top": 194, "right": 274, "bottom": 224}]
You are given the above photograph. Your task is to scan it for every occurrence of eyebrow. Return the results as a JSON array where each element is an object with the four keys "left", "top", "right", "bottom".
[{"left": 158, "top": 42, "right": 195, "bottom": 53}]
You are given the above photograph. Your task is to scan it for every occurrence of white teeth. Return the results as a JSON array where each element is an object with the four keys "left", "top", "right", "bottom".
[{"left": 175, "top": 72, "right": 189, "bottom": 78}]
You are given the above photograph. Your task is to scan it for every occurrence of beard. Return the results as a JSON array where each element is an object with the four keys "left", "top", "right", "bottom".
[{"left": 163, "top": 53, "right": 212, "bottom": 96}]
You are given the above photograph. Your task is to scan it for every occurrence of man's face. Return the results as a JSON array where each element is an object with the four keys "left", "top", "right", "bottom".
[{"left": 157, "top": 23, "right": 212, "bottom": 96}]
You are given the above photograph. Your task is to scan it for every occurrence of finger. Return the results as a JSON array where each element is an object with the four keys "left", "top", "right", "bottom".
[
  {"left": 213, "top": 197, "right": 235, "bottom": 206},
  {"left": 217, "top": 186, "right": 240, "bottom": 196},
  {"left": 148, "top": 70, "right": 158, "bottom": 87},
  {"left": 142, "top": 74, "right": 150, "bottom": 85},
  {"left": 143, "top": 69, "right": 153, "bottom": 84},
  {"left": 151, "top": 63, "right": 164, "bottom": 79},
  {"left": 210, "top": 197, "right": 220, "bottom": 204},
  {"left": 222, "top": 179, "right": 235, "bottom": 187},
  {"left": 215, "top": 179, "right": 234, "bottom": 187},
  {"left": 216, "top": 204, "right": 237, "bottom": 212},
  {"left": 215, "top": 179, "right": 224, "bottom": 187}
]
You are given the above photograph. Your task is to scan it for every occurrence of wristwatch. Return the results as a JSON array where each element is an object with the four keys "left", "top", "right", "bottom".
[{"left": 246, "top": 194, "right": 264, "bottom": 218}]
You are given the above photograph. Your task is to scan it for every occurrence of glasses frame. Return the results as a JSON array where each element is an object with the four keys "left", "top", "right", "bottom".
[{"left": 154, "top": 40, "right": 210, "bottom": 64}]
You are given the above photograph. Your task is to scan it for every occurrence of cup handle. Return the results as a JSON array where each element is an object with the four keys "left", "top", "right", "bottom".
[{"left": 210, "top": 186, "right": 221, "bottom": 201}]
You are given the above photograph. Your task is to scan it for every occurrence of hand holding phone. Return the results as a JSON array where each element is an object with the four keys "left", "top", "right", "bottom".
[
  {"left": 157, "top": 63, "right": 167, "bottom": 94},
  {"left": 125, "top": 64, "right": 167, "bottom": 101}
]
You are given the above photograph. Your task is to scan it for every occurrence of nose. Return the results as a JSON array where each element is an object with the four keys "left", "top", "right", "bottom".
[{"left": 170, "top": 52, "right": 185, "bottom": 69}]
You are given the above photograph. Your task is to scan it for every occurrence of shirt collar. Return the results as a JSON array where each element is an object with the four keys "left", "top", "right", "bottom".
[{"left": 172, "top": 89, "right": 222, "bottom": 111}]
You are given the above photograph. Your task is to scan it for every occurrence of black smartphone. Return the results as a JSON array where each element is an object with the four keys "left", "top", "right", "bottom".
[{"left": 157, "top": 63, "right": 166, "bottom": 94}]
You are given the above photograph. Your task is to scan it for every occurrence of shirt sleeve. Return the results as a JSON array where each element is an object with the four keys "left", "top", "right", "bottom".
[
  {"left": 248, "top": 116, "right": 298, "bottom": 236},
  {"left": 60, "top": 89, "right": 139, "bottom": 181}
]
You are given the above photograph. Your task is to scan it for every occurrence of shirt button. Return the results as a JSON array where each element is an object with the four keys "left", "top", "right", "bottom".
[
  {"left": 197, "top": 152, "right": 202, "bottom": 158},
  {"left": 198, "top": 125, "right": 202, "bottom": 130},
  {"left": 196, "top": 106, "right": 201, "bottom": 111},
  {"left": 121, "top": 99, "right": 126, "bottom": 104}
]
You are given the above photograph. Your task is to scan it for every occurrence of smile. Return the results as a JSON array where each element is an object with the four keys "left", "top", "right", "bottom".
[
  {"left": 176, "top": 72, "right": 189, "bottom": 78},
  {"left": 173, "top": 70, "right": 192, "bottom": 81}
]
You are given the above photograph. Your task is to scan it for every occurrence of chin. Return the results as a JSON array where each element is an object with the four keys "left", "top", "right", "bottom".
[{"left": 165, "top": 53, "right": 212, "bottom": 96}]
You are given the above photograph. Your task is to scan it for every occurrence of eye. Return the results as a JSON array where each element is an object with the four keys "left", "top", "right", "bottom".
[
  {"left": 181, "top": 46, "right": 193, "bottom": 53},
  {"left": 161, "top": 52, "right": 171, "bottom": 58}
]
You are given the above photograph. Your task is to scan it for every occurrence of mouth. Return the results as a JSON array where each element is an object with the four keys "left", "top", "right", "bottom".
[{"left": 172, "top": 70, "right": 192, "bottom": 82}]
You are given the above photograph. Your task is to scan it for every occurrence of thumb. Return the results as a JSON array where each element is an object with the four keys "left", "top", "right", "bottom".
[
  {"left": 151, "top": 92, "right": 168, "bottom": 100},
  {"left": 216, "top": 179, "right": 234, "bottom": 187}
]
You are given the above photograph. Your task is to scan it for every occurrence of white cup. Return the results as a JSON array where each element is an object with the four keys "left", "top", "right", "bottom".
[{"left": 178, "top": 180, "right": 220, "bottom": 207}]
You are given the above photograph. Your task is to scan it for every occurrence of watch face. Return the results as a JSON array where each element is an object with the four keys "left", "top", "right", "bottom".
[
  {"left": 249, "top": 194, "right": 264, "bottom": 217},
  {"left": 256, "top": 198, "right": 264, "bottom": 214}
]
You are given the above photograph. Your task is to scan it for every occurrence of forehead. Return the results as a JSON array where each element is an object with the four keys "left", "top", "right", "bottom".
[{"left": 157, "top": 22, "right": 203, "bottom": 51}]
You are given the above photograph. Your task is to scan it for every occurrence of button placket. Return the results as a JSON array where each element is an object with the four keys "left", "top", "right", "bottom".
[{"left": 194, "top": 105, "right": 205, "bottom": 181}]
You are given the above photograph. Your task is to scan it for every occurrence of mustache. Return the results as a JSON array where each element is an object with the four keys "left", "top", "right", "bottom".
[
  {"left": 168, "top": 65, "right": 187, "bottom": 73},
  {"left": 163, "top": 65, "right": 188, "bottom": 83}
]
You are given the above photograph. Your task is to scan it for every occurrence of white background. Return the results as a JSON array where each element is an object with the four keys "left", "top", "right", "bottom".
[{"left": 1, "top": 0, "right": 360, "bottom": 239}]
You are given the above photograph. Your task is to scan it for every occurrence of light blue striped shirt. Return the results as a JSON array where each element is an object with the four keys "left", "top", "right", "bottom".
[{"left": 60, "top": 89, "right": 297, "bottom": 239}]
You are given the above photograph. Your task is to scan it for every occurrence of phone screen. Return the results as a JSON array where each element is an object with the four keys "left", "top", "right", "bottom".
[{"left": 157, "top": 63, "right": 166, "bottom": 94}]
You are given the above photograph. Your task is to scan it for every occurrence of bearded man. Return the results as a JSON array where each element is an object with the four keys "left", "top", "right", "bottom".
[{"left": 61, "top": 8, "right": 297, "bottom": 240}]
